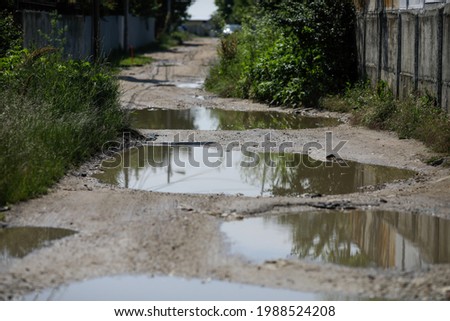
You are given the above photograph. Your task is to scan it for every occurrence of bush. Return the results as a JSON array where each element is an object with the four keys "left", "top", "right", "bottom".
[
  {"left": 0, "top": 48, "right": 126, "bottom": 204},
  {"left": 205, "top": 0, "right": 357, "bottom": 107},
  {"left": 205, "top": 32, "right": 246, "bottom": 97},
  {"left": 332, "top": 82, "right": 450, "bottom": 153},
  {"left": 0, "top": 10, "right": 21, "bottom": 57},
  {"left": 392, "top": 94, "right": 450, "bottom": 152}
]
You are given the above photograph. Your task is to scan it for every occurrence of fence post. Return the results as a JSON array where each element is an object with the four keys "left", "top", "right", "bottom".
[
  {"left": 124, "top": 0, "right": 129, "bottom": 51},
  {"left": 395, "top": 12, "right": 401, "bottom": 98},
  {"left": 378, "top": 8, "right": 383, "bottom": 82},
  {"left": 362, "top": 11, "right": 367, "bottom": 80},
  {"left": 436, "top": 7, "right": 444, "bottom": 107},
  {"left": 414, "top": 13, "right": 419, "bottom": 92},
  {"left": 91, "top": 0, "right": 100, "bottom": 60}
]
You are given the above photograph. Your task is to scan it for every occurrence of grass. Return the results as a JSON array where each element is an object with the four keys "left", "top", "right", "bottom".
[
  {"left": 0, "top": 30, "right": 197, "bottom": 205},
  {"left": 0, "top": 48, "right": 127, "bottom": 205},
  {"left": 321, "top": 82, "right": 450, "bottom": 154},
  {"left": 108, "top": 31, "right": 193, "bottom": 67},
  {"left": 157, "top": 30, "right": 193, "bottom": 49},
  {"left": 118, "top": 55, "right": 153, "bottom": 67}
]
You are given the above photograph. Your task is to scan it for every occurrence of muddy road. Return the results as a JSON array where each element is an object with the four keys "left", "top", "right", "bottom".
[{"left": 1, "top": 38, "right": 449, "bottom": 300}]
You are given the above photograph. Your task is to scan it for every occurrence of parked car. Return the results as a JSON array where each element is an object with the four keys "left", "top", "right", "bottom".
[{"left": 222, "top": 24, "right": 241, "bottom": 35}]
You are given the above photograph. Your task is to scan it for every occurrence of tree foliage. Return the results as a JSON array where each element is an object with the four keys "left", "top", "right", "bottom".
[
  {"left": 206, "top": 0, "right": 358, "bottom": 107},
  {"left": 214, "top": 0, "right": 257, "bottom": 23},
  {"left": 0, "top": 10, "right": 21, "bottom": 57}
]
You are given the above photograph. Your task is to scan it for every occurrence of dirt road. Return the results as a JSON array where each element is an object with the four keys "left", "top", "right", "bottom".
[{"left": 1, "top": 38, "right": 449, "bottom": 300}]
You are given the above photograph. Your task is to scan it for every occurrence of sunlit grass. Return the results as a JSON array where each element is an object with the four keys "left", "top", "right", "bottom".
[
  {"left": 0, "top": 49, "right": 126, "bottom": 204},
  {"left": 119, "top": 55, "right": 153, "bottom": 67}
]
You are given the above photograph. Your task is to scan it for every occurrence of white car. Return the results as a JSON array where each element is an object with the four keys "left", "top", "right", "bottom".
[{"left": 222, "top": 24, "right": 241, "bottom": 35}]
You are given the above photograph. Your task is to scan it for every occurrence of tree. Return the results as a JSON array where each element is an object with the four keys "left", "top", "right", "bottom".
[
  {"left": 215, "top": 0, "right": 256, "bottom": 23},
  {"left": 129, "top": 0, "right": 160, "bottom": 16},
  {"left": 153, "top": 0, "right": 193, "bottom": 36}
]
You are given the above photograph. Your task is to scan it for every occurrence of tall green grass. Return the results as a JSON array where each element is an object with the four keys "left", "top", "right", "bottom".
[
  {"left": 321, "top": 83, "right": 450, "bottom": 153},
  {"left": 0, "top": 48, "right": 126, "bottom": 204}
]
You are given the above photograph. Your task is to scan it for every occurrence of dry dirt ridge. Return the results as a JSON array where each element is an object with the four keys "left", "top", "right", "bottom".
[{"left": 1, "top": 38, "right": 449, "bottom": 300}]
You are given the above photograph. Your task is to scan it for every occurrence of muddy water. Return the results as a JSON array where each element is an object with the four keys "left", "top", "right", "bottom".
[
  {"left": 129, "top": 107, "right": 340, "bottom": 130},
  {"left": 95, "top": 146, "right": 415, "bottom": 196},
  {"left": 0, "top": 227, "right": 75, "bottom": 259},
  {"left": 24, "top": 275, "right": 346, "bottom": 300},
  {"left": 221, "top": 211, "right": 450, "bottom": 271}
]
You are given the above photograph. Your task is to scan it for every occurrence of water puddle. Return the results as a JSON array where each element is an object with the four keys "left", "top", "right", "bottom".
[
  {"left": 175, "top": 82, "right": 203, "bottom": 89},
  {"left": 221, "top": 211, "right": 450, "bottom": 271},
  {"left": 94, "top": 146, "right": 415, "bottom": 196},
  {"left": 0, "top": 227, "right": 76, "bottom": 260},
  {"left": 24, "top": 275, "right": 345, "bottom": 300},
  {"left": 129, "top": 107, "right": 340, "bottom": 130}
]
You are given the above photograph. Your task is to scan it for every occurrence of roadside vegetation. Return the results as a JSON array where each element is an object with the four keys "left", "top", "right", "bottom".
[
  {"left": 205, "top": 0, "right": 357, "bottom": 108},
  {"left": 111, "top": 30, "right": 192, "bottom": 67},
  {"left": 207, "top": 0, "right": 449, "bottom": 154},
  {"left": 0, "top": 0, "right": 197, "bottom": 205},
  {"left": 117, "top": 54, "right": 153, "bottom": 67},
  {"left": 0, "top": 12, "right": 126, "bottom": 205},
  {"left": 322, "top": 83, "right": 450, "bottom": 153}
]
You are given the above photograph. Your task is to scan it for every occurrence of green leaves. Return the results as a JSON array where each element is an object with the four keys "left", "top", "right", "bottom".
[
  {"left": 0, "top": 10, "right": 21, "bottom": 57},
  {"left": 206, "top": 0, "right": 357, "bottom": 108}
]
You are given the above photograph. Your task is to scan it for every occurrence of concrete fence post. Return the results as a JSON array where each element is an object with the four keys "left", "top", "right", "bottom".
[
  {"left": 396, "top": 12, "right": 402, "bottom": 98},
  {"left": 363, "top": 12, "right": 367, "bottom": 80},
  {"left": 436, "top": 8, "right": 444, "bottom": 107},
  {"left": 443, "top": 5, "right": 450, "bottom": 112},
  {"left": 414, "top": 13, "right": 419, "bottom": 92},
  {"left": 378, "top": 9, "right": 384, "bottom": 82}
]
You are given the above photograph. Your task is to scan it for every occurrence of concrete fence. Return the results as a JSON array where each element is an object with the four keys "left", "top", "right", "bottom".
[
  {"left": 356, "top": 3, "right": 450, "bottom": 112},
  {"left": 23, "top": 10, "right": 155, "bottom": 59}
]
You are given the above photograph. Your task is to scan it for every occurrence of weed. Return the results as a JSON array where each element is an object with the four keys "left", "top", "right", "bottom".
[
  {"left": 0, "top": 49, "right": 126, "bottom": 204},
  {"left": 322, "top": 83, "right": 450, "bottom": 154},
  {"left": 108, "top": 31, "right": 190, "bottom": 67},
  {"left": 118, "top": 55, "right": 153, "bottom": 67}
]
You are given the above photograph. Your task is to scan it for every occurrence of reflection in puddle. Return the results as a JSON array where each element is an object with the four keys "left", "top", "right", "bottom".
[
  {"left": 24, "top": 275, "right": 336, "bottom": 300},
  {"left": 175, "top": 82, "right": 203, "bottom": 89},
  {"left": 221, "top": 211, "right": 450, "bottom": 270},
  {"left": 130, "top": 107, "right": 340, "bottom": 130},
  {"left": 0, "top": 227, "right": 76, "bottom": 259},
  {"left": 95, "top": 146, "right": 415, "bottom": 196}
]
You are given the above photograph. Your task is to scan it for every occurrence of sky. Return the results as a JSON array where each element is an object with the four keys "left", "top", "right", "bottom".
[{"left": 187, "top": 0, "right": 218, "bottom": 20}]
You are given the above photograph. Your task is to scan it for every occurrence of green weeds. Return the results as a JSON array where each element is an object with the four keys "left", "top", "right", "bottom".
[
  {"left": 0, "top": 48, "right": 126, "bottom": 204},
  {"left": 109, "top": 31, "right": 191, "bottom": 67},
  {"left": 118, "top": 55, "right": 153, "bottom": 67},
  {"left": 321, "top": 83, "right": 450, "bottom": 154},
  {"left": 205, "top": 0, "right": 357, "bottom": 108}
]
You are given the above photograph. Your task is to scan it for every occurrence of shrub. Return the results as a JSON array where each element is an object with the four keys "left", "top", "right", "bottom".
[
  {"left": 0, "top": 48, "right": 126, "bottom": 204},
  {"left": 205, "top": 0, "right": 357, "bottom": 107},
  {"left": 0, "top": 10, "right": 21, "bottom": 57},
  {"left": 333, "top": 82, "right": 450, "bottom": 153}
]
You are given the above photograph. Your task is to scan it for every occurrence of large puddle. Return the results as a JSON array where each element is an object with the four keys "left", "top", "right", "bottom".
[
  {"left": 0, "top": 227, "right": 76, "bottom": 260},
  {"left": 221, "top": 211, "right": 450, "bottom": 271},
  {"left": 129, "top": 107, "right": 340, "bottom": 130},
  {"left": 95, "top": 146, "right": 415, "bottom": 196},
  {"left": 24, "top": 275, "right": 346, "bottom": 300}
]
